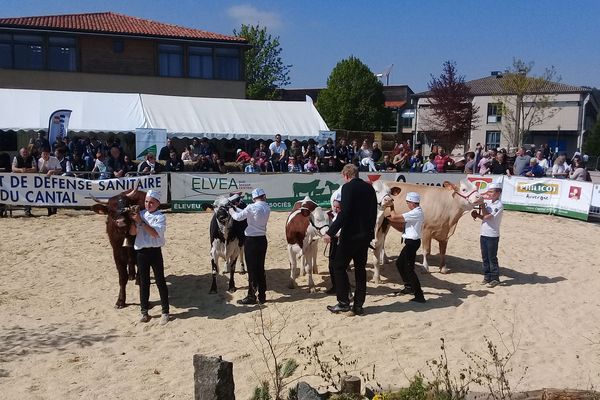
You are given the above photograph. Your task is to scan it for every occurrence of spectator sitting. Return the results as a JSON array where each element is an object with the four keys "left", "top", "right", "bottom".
[
  {"left": 166, "top": 150, "right": 184, "bottom": 172},
  {"left": 289, "top": 139, "right": 303, "bottom": 160},
  {"left": 235, "top": 148, "right": 251, "bottom": 164},
  {"left": 322, "top": 138, "right": 336, "bottom": 166},
  {"left": 371, "top": 141, "right": 383, "bottom": 163},
  {"left": 324, "top": 156, "right": 337, "bottom": 172},
  {"left": 245, "top": 158, "right": 259, "bottom": 173},
  {"left": 358, "top": 139, "right": 377, "bottom": 172},
  {"left": 409, "top": 149, "right": 423, "bottom": 172},
  {"left": 569, "top": 158, "right": 587, "bottom": 181},
  {"left": 478, "top": 152, "right": 491, "bottom": 175},
  {"left": 106, "top": 146, "right": 128, "bottom": 177},
  {"left": 464, "top": 152, "right": 476, "bottom": 174},
  {"left": 422, "top": 153, "right": 437, "bottom": 173},
  {"left": 393, "top": 149, "right": 409, "bottom": 172},
  {"left": 551, "top": 155, "right": 569, "bottom": 178},
  {"left": 71, "top": 152, "right": 88, "bottom": 178},
  {"left": 138, "top": 153, "right": 164, "bottom": 174},
  {"left": 269, "top": 133, "right": 288, "bottom": 172},
  {"left": 434, "top": 149, "right": 453, "bottom": 172},
  {"left": 288, "top": 156, "right": 303, "bottom": 173},
  {"left": 347, "top": 139, "right": 359, "bottom": 165},
  {"left": 490, "top": 152, "right": 510, "bottom": 175},
  {"left": 512, "top": 147, "right": 530, "bottom": 176},
  {"left": 181, "top": 145, "right": 196, "bottom": 162},
  {"left": 336, "top": 138, "right": 350, "bottom": 169},
  {"left": 123, "top": 154, "right": 136, "bottom": 171},
  {"left": 92, "top": 151, "right": 110, "bottom": 179},
  {"left": 304, "top": 156, "right": 319, "bottom": 172},
  {"left": 158, "top": 138, "right": 175, "bottom": 162},
  {"left": 252, "top": 142, "right": 270, "bottom": 172},
  {"left": 55, "top": 147, "right": 72, "bottom": 176},
  {"left": 379, "top": 154, "right": 395, "bottom": 172},
  {"left": 521, "top": 158, "right": 545, "bottom": 177},
  {"left": 535, "top": 150, "right": 549, "bottom": 172}
]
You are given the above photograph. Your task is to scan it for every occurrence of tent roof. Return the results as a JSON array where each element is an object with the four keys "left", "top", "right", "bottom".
[{"left": 0, "top": 88, "right": 329, "bottom": 139}]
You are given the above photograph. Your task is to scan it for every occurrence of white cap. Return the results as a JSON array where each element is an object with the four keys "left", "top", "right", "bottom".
[
  {"left": 146, "top": 190, "right": 161, "bottom": 201},
  {"left": 488, "top": 183, "right": 502, "bottom": 191},
  {"left": 252, "top": 188, "right": 266, "bottom": 199},
  {"left": 330, "top": 187, "right": 342, "bottom": 209},
  {"left": 236, "top": 149, "right": 242, "bottom": 154},
  {"left": 406, "top": 192, "right": 420, "bottom": 203}
]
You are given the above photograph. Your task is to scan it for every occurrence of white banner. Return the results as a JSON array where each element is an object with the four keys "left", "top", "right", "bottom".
[
  {"left": 48, "top": 109, "right": 72, "bottom": 146},
  {"left": 136, "top": 128, "right": 167, "bottom": 161},
  {"left": 501, "top": 176, "right": 593, "bottom": 221},
  {"left": 467, "top": 174, "right": 505, "bottom": 199},
  {"left": 169, "top": 171, "right": 467, "bottom": 212},
  {"left": 0, "top": 173, "right": 168, "bottom": 206}
]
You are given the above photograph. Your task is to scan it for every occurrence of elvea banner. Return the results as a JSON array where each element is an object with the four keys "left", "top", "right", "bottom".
[
  {"left": 136, "top": 128, "right": 167, "bottom": 161},
  {"left": 47, "top": 109, "right": 72, "bottom": 147}
]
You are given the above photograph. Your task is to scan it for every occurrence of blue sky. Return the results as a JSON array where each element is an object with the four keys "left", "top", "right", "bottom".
[{"left": 3, "top": 0, "right": 599, "bottom": 92}]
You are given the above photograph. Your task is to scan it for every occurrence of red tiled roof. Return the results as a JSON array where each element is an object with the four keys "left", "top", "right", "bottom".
[
  {"left": 384, "top": 100, "right": 406, "bottom": 108},
  {"left": 0, "top": 12, "right": 246, "bottom": 42}
]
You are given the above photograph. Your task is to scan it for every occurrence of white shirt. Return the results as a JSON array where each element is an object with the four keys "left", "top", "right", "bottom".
[
  {"left": 134, "top": 209, "right": 166, "bottom": 249},
  {"left": 38, "top": 156, "right": 62, "bottom": 173},
  {"left": 422, "top": 161, "right": 436, "bottom": 173},
  {"left": 538, "top": 158, "right": 549, "bottom": 171},
  {"left": 269, "top": 141, "right": 287, "bottom": 156},
  {"left": 480, "top": 199, "right": 503, "bottom": 237},
  {"left": 230, "top": 200, "right": 271, "bottom": 237},
  {"left": 402, "top": 206, "right": 424, "bottom": 240}
]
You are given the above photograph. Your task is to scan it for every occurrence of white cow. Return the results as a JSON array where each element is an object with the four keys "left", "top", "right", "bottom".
[{"left": 285, "top": 197, "right": 330, "bottom": 292}]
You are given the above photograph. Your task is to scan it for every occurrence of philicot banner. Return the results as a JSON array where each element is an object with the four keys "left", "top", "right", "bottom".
[
  {"left": 501, "top": 176, "right": 593, "bottom": 221},
  {"left": 135, "top": 128, "right": 167, "bottom": 161},
  {"left": 0, "top": 173, "right": 168, "bottom": 206},
  {"left": 168, "top": 172, "right": 466, "bottom": 212}
]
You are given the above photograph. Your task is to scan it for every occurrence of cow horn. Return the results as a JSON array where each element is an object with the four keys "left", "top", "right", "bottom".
[
  {"left": 89, "top": 195, "right": 108, "bottom": 205},
  {"left": 126, "top": 187, "right": 138, "bottom": 197}
]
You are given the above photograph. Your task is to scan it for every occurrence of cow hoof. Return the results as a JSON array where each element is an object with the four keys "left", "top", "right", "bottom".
[
  {"left": 114, "top": 301, "right": 126, "bottom": 309},
  {"left": 440, "top": 266, "right": 449, "bottom": 274},
  {"left": 128, "top": 273, "right": 136, "bottom": 281},
  {"left": 228, "top": 286, "right": 237, "bottom": 293}
]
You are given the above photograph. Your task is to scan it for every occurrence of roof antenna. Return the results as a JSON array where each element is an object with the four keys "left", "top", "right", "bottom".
[{"left": 375, "top": 64, "right": 394, "bottom": 86}]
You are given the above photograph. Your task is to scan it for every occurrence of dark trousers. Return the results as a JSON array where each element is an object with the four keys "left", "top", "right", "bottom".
[
  {"left": 137, "top": 247, "right": 169, "bottom": 315},
  {"left": 396, "top": 238, "right": 423, "bottom": 299},
  {"left": 245, "top": 235, "right": 268, "bottom": 302},
  {"left": 480, "top": 236, "right": 500, "bottom": 282},
  {"left": 333, "top": 238, "right": 369, "bottom": 308},
  {"left": 328, "top": 239, "right": 338, "bottom": 290}
]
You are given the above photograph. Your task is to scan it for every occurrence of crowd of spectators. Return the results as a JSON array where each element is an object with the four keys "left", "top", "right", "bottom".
[{"left": 3, "top": 132, "right": 594, "bottom": 182}]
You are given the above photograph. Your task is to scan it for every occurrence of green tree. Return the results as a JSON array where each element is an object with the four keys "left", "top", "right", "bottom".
[
  {"left": 317, "top": 56, "right": 390, "bottom": 131},
  {"left": 234, "top": 24, "right": 291, "bottom": 100},
  {"left": 494, "top": 59, "right": 560, "bottom": 149},
  {"left": 583, "top": 115, "right": 600, "bottom": 156},
  {"left": 422, "top": 61, "right": 479, "bottom": 153}
]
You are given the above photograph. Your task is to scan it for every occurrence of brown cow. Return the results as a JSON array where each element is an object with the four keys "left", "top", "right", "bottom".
[
  {"left": 91, "top": 189, "right": 147, "bottom": 308},
  {"left": 285, "top": 197, "right": 330, "bottom": 292},
  {"left": 377, "top": 180, "right": 483, "bottom": 275}
]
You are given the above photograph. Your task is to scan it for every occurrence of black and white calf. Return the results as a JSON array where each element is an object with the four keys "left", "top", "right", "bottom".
[{"left": 209, "top": 196, "right": 246, "bottom": 293}]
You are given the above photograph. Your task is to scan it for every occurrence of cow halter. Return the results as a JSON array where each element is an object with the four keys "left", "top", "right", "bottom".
[{"left": 454, "top": 188, "right": 479, "bottom": 203}]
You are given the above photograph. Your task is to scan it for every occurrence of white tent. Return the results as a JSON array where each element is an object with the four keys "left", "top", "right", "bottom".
[{"left": 0, "top": 88, "right": 329, "bottom": 139}]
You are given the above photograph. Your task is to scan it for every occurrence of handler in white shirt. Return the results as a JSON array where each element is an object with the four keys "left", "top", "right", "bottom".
[
  {"left": 471, "top": 182, "right": 503, "bottom": 288},
  {"left": 386, "top": 192, "right": 426, "bottom": 303},
  {"left": 230, "top": 188, "right": 271, "bottom": 304}
]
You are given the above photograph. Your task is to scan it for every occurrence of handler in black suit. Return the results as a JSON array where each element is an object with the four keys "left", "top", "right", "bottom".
[{"left": 323, "top": 164, "right": 377, "bottom": 315}]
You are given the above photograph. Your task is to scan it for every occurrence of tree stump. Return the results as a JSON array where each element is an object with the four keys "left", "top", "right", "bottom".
[
  {"left": 193, "top": 354, "right": 235, "bottom": 400},
  {"left": 340, "top": 375, "right": 361, "bottom": 394}
]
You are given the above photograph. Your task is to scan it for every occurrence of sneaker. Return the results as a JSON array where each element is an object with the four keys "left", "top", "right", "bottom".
[
  {"left": 486, "top": 280, "right": 500, "bottom": 288},
  {"left": 139, "top": 314, "right": 151, "bottom": 323},
  {"left": 160, "top": 314, "right": 169, "bottom": 325}
]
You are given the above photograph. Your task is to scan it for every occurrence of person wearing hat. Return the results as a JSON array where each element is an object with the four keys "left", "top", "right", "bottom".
[
  {"left": 130, "top": 190, "right": 170, "bottom": 325},
  {"left": 386, "top": 191, "right": 426, "bottom": 303},
  {"left": 323, "top": 164, "right": 377, "bottom": 315},
  {"left": 471, "top": 182, "right": 503, "bottom": 288},
  {"left": 229, "top": 188, "right": 271, "bottom": 304}
]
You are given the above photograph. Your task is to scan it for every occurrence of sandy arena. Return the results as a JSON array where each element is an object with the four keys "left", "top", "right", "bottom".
[{"left": 1, "top": 209, "right": 600, "bottom": 399}]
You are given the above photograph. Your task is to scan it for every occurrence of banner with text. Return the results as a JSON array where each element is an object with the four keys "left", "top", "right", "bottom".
[
  {"left": 0, "top": 174, "right": 168, "bottom": 206},
  {"left": 501, "top": 176, "right": 593, "bottom": 221},
  {"left": 169, "top": 172, "right": 466, "bottom": 212},
  {"left": 467, "top": 174, "right": 505, "bottom": 199}
]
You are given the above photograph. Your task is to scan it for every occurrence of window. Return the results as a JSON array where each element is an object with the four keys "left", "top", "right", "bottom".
[
  {"left": 402, "top": 117, "right": 413, "bottom": 128},
  {"left": 487, "top": 103, "right": 502, "bottom": 123},
  {"left": 158, "top": 44, "right": 183, "bottom": 77},
  {"left": 189, "top": 46, "right": 213, "bottom": 79},
  {"left": 13, "top": 34, "right": 44, "bottom": 70},
  {"left": 485, "top": 131, "right": 501, "bottom": 150},
  {"left": 214, "top": 48, "right": 240, "bottom": 80},
  {"left": 48, "top": 37, "right": 76, "bottom": 71}
]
